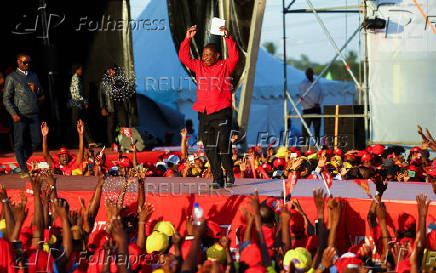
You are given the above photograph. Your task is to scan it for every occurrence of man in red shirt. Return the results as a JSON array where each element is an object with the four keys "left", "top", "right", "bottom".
[{"left": 179, "top": 25, "right": 239, "bottom": 188}]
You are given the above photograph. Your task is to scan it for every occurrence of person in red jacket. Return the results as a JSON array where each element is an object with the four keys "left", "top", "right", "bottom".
[{"left": 179, "top": 24, "right": 239, "bottom": 189}]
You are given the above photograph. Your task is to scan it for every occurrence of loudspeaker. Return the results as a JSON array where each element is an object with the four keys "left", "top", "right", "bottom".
[{"left": 323, "top": 105, "right": 365, "bottom": 151}]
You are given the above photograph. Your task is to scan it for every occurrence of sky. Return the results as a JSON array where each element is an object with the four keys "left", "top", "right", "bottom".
[{"left": 130, "top": 0, "right": 363, "bottom": 63}]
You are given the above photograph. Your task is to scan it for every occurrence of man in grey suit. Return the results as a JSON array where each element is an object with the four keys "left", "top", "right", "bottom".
[{"left": 3, "top": 53, "right": 43, "bottom": 177}]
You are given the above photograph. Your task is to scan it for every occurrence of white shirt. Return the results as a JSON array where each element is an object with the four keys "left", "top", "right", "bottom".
[
  {"left": 17, "top": 68, "right": 28, "bottom": 76},
  {"left": 298, "top": 78, "right": 324, "bottom": 110}
]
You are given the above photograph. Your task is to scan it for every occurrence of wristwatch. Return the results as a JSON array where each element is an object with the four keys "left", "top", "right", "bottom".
[
  {"left": 1, "top": 197, "right": 10, "bottom": 203},
  {"left": 317, "top": 264, "right": 326, "bottom": 271}
]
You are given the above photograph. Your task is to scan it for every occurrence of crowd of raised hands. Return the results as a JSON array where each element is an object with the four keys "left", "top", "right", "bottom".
[{"left": 0, "top": 166, "right": 434, "bottom": 273}]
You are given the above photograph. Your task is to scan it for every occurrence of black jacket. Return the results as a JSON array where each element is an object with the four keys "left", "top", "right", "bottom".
[{"left": 3, "top": 69, "right": 43, "bottom": 117}]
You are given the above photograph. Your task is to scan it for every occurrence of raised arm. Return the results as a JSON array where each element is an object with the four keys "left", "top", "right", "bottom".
[
  {"left": 30, "top": 175, "right": 44, "bottom": 248},
  {"left": 221, "top": 27, "right": 239, "bottom": 74},
  {"left": 178, "top": 25, "right": 200, "bottom": 72},
  {"left": 0, "top": 185, "right": 15, "bottom": 240},
  {"left": 53, "top": 198, "right": 73, "bottom": 269},
  {"left": 180, "top": 128, "right": 188, "bottom": 162},
  {"left": 280, "top": 206, "right": 292, "bottom": 253},
  {"left": 250, "top": 191, "right": 272, "bottom": 267},
  {"left": 375, "top": 201, "right": 389, "bottom": 261},
  {"left": 181, "top": 220, "right": 206, "bottom": 273},
  {"left": 136, "top": 203, "right": 154, "bottom": 250},
  {"left": 41, "top": 122, "right": 54, "bottom": 166},
  {"left": 131, "top": 143, "right": 138, "bottom": 170},
  {"left": 87, "top": 175, "right": 105, "bottom": 228},
  {"left": 76, "top": 120, "right": 85, "bottom": 169},
  {"left": 327, "top": 197, "right": 342, "bottom": 248},
  {"left": 312, "top": 188, "right": 328, "bottom": 269}
]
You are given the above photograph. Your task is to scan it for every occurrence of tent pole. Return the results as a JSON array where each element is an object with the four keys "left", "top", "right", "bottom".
[
  {"left": 363, "top": 0, "right": 369, "bottom": 147},
  {"left": 283, "top": 0, "right": 289, "bottom": 147},
  {"left": 237, "top": 0, "right": 267, "bottom": 147}
]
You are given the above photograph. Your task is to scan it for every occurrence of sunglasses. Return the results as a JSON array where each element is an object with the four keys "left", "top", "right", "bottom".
[{"left": 22, "top": 61, "right": 31, "bottom": 65}]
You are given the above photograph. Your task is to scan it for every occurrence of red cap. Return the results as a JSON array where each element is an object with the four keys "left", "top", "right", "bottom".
[
  {"left": 361, "top": 153, "right": 372, "bottom": 162},
  {"left": 371, "top": 144, "right": 385, "bottom": 156},
  {"left": 398, "top": 213, "right": 416, "bottom": 232},
  {"left": 57, "top": 147, "right": 72, "bottom": 156},
  {"left": 335, "top": 253, "right": 363, "bottom": 273},
  {"left": 164, "top": 169, "right": 175, "bottom": 177},
  {"left": 334, "top": 148, "right": 343, "bottom": 156},
  {"left": 119, "top": 156, "right": 132, "bottom": 168},
  {"left": 305, "top": 150, "right": 315, "bottom": 156},
  {"left": 410, "top": 146, "right": 421, "bottom": 153},
  {"left": 289, "top": 147, "right": 298, "bottom": 153},
  {"left": 240, "top": 243, "right": 262, "bottom": 267},
  {"left": 248, "top": 147, "right": 255, "bottom": 154},
  {"left": 273, "top": 158, "right": 286, "bottom": 170}
]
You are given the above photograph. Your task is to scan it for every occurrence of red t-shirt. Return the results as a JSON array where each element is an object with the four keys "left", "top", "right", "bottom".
[
  {"left": 0, "top": 239, "right": 14, "bottom": 273},
  {"left": 54, "top": 157, "right": 79, "bottom": 176},
  {"left": 179, "top": 36, "right": 239, "bottom": 114}
]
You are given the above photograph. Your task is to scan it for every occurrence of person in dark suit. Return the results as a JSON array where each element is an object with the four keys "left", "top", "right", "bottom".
[{"left": 3, "top": 53, "right": 43, "bottom": 177}]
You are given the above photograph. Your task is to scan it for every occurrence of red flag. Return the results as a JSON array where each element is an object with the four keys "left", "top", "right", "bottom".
[
  {"left": 249, "top": 155, "right": 257, "bottom": 179},
  {"left": 121, "top": 127, "right": 132, "bottom": 138},
  {"left": 321, "top": 171, "right": 333, "bottom": 189},
  {"left": 198, "top": 144, "right": 203, "bottom": 157},
  {"left": 284, "top": 172, "right": 298, "bottom": 198},
  {"left": 353, "top": 179, "right": 373, "bottom": 198}
]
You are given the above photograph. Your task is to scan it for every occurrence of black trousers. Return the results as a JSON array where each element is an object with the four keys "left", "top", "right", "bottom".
[
  {"left": 302, "top": 107, "right": 321, "bottom": 144},
  {"left": 198, "top": 107, "right": 233, "bottom": 184},
  {"left": 107, "top": 103, "right": 128, "bottom": 145},
  {"left": 72, "top": 106, "right": 94, "bottom": 144}
]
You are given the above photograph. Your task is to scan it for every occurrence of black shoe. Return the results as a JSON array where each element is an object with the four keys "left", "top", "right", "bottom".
[{"left": 225, "top": 172, "right": 235, "bottom": 188}]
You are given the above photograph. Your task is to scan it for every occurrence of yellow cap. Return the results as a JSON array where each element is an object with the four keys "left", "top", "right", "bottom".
[
  {"left": 206, "top": 243, "right": 227, "bottom": 264},
  {"left": 153, "top": 221, "right": 175, "bottom": 237},
  {"left": 153, "top": 269, "right": 165, "bottom": 273},
  {"left": 146, "top": 231, "right": 169, "bottom": 254},
  {"left": 275, "top": 146, "right": 289, "bottom": 158},
  {"left": 283, "top": 247, "right": 312, "bottom": 272}
]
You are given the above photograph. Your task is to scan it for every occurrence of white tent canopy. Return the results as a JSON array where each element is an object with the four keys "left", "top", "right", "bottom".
[{"left": 132, "top": 0, "right": 356, "bottom": 145}]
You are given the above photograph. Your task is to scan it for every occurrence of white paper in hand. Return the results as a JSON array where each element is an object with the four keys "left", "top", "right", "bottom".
[{"left": 210, "top": 17, "right": 225, "bottom": 36}]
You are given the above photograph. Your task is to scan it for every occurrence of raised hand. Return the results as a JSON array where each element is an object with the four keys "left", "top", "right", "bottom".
[
  {"left": 313, "top": 187, "right": 326, "bottom": 212},
  {"left": 53, "top": 198, "right": 69, "bottom": 220},
  {"left": 330, "top": 197, "right": 342, "bottom": 227},
  {"left": 30, "top": 175, "right": 43, "bottom": 193},
  {"left": 320, "top": 247, "right": 337, "bottom": 269},
  {"left": 41, "top": 122, "right": 49, "bottom": 137},
  {"left": 417, "top": 125, "right": 423, "bottom": 135},
  {"left": 220, "top": 236, "right": 230, "bottom": 249},
  {"left": 218, "top": 26, "right": 229, "bottom": 37},
  {"left": 416, "top": 193, "right": 430, "bottom": 218},
  {"left": 186, "top": 25, "right": 197, "bottom": 39},
  {"left": 77, "top": 119, "right": 84, "bottom": 135},
  {"left": 11, "top": 200, "right": 28, "bottom": 224},
  {"left": 138, "top": 203, "right": 154, "bottom": 222},
  {"left": 180, "top": 128, "right": 187, "bottom": 139},
  {"left": 68, "top": 210, "right": 79, "bottom": 226}
]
